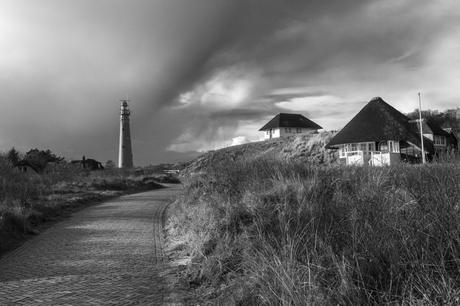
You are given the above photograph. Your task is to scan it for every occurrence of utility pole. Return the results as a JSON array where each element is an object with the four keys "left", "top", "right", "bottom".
[{"left": 418, "top": 93, "right": 426, "bottom": 164}]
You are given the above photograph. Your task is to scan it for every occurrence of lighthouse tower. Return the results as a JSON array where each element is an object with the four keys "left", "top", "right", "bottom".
[{"left": 118, "top": 99, "right": 134, "bottom": 168}]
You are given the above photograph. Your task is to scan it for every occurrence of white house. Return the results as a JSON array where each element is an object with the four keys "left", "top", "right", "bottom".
[{"left": 259, "top": 113, "right": 323, "bottom": 140}]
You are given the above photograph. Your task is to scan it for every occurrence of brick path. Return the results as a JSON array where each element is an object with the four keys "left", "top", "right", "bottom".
[{"left": 0, "top": 186, "right": 180, "bottom": 305}]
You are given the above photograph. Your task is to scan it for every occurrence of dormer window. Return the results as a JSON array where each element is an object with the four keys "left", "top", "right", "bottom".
[{"left": 434, "top": 136, "right": 446, "bottom": 146}]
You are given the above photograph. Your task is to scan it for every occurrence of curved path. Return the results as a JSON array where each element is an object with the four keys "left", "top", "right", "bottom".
[{"left": 0, "top": 186, "right": 180, "bottom": 305}]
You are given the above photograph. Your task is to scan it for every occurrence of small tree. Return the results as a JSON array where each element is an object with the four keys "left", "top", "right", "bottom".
[
  {"left": 6, "top": 147, "right": 21, "bottom": 165},
  {"left": 105, "top": 159, "right": 116, "bottom": 169},
  {"left": 24, "top": 148, "right": 64, "bottom": 166}
]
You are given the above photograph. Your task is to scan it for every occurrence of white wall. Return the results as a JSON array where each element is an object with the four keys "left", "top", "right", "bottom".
[
  {"left": 263, "top": 127, "right": 316, "bottom": 140},
  {"left": 263, "top": 128, "right": 281, "bottom": 140},
  {"left": 339, "top": 141, "right": 400, "bottom": 159}
]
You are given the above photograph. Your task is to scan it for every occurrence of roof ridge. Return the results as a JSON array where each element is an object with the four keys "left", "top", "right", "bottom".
[{"left": 259, "top": 113, "right": 322, "bottom": 130}]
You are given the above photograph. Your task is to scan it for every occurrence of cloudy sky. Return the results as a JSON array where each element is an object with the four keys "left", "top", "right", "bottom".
[{"left": 1, "top": 0, "right": 459, "bottom": 166}]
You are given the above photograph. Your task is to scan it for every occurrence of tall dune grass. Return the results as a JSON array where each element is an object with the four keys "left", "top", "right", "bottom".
[{"left": 169, "top": 155, "right": 460, "bottom": 305}]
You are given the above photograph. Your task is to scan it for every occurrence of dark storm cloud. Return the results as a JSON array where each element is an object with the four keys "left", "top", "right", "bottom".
[
  {"left": 0, "top": 0, "right": 244, "bottom": 163},
  {"left": 1, "top": 1, "right": 460, "bottom": 164},
  {"left": 146, "top": 0, "right": 460, "bottom": 155}
]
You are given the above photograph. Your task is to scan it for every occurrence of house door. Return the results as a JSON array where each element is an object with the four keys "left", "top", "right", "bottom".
[{"left": 269, "top": 129, "right": 272, "bottom": 139}]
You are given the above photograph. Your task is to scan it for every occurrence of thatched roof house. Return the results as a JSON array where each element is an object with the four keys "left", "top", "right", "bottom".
[
  {"left": 14, "top": 160, "right": 44, "bottom": 175},
  {"left": 259, "top": 113, "right": 322, "bottom": 140},
  {"left": 416, "top": 120, "right": 458, "bottom": 148},
  {"left": 326, "top": 97, "right": 456, "bottom": 165}
]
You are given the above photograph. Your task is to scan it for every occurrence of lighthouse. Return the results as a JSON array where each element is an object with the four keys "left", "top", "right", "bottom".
[{"left": 118, "top": 99, "right": 134, "bottom": 168}]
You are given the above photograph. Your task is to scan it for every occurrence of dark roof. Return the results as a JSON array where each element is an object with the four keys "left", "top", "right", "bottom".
[
  {"left": 424, "top": 121, "right": 451, "bottom": 137},
  {"left": 443, "top": 128, "right": 460, "bottom": 142},
  {"left": 259, "top": 113, "right": 322, "bottom": 131},
  {"left": 14, "top": 160, "right": 44, "bottom": 174},
  {"left": 325, "top": 97, "right": 429, "bottom": 150},
  {"left": 71, "top": 158, "right": 104, "bottom": 170}
]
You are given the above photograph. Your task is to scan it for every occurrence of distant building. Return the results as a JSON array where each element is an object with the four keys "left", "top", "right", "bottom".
[
  {"left": 415, "top": 120, "right": 458, "bottom": 151},
  {"left": 325, "top": 97, "right": 458, "bottom": 166},
  {"left": 71, "top": 156, "right": 104, "bottom": 170},
  {"left": 14, "top": 160, "right": 44, "bottom": 175},
  {"left": 259, "top": 113, "right": 323, "bottom": 140}
]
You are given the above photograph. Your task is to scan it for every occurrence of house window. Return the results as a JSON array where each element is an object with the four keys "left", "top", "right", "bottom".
[
  {"left": 340, "top": 144, "right": 349, "bottom": 158},
  {"left": 351, "top": 143, "right": 357, "bottom": 151},
  {"left": 360, "top": 143, "right": 366, "bottom": 151},
  {"left": 296, "top": 128, "right": 302, "bottom": 133},
  {"left": 389, "top": 141, "right": 393, "bottom": 152},
  {"left": 20, "top": 166, "right": 27, "bottom": 172},
  {"left": 368, "top": 143, "right": 374, "bottom": 152},
  {"left": 434, "top": 136, "right": 446, "bottom": 146}
]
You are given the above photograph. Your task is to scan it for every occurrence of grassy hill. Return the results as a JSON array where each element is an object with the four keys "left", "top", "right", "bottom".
[
  {"left": 182, "top": 131, "right": 338, "bottom": 176},
  {"left": 167, "top": 132, "right": 460, "bottom": 305}
]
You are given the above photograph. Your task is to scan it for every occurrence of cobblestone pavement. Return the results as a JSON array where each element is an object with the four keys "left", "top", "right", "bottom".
[{"left": 0, "top": 186, "right": 181, "bottom": 305}]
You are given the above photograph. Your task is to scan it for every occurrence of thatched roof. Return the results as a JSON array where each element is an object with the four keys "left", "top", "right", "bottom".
[
  {"left": 14, "top": 160, "right": 44, "bottom": 174},
  {"left": 325, "top": 97, "right": 430, "bottom": 151},
  {"left": 422, "top": 121, "right": 451, "bottom": 137},
  {"left": 259, "top": 113, "right": 322, "bottom": 131}
]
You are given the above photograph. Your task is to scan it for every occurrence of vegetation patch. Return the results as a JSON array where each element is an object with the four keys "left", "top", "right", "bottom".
[
  {"left": 0, "top": 154, "right": 179, "bottom": 255},
  {"left": 167, "top": 152, "right": 460, "bottom": 305},
  {"left": 181, "top": 131, "right": 338, "bottom": 177}
]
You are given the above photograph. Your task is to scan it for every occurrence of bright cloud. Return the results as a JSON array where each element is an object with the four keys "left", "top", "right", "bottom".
[
  {"left": 176, "top": 66, "right": 259, "bottom": 109},
  {"left": 231, "top": 136, "right": 251, "bottom": 146}
]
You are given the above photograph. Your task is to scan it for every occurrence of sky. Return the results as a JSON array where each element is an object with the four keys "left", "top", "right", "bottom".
[{"left": 1, "top": 0, "right": 460, "bottom": 166}]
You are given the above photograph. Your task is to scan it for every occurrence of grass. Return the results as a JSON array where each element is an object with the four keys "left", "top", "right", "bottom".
[
  {"left": 167, "top": 154, "right": 460, "bottom": 305},
  {"left": 0, "top": 155, "right": 178, "bottom": 253}
]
